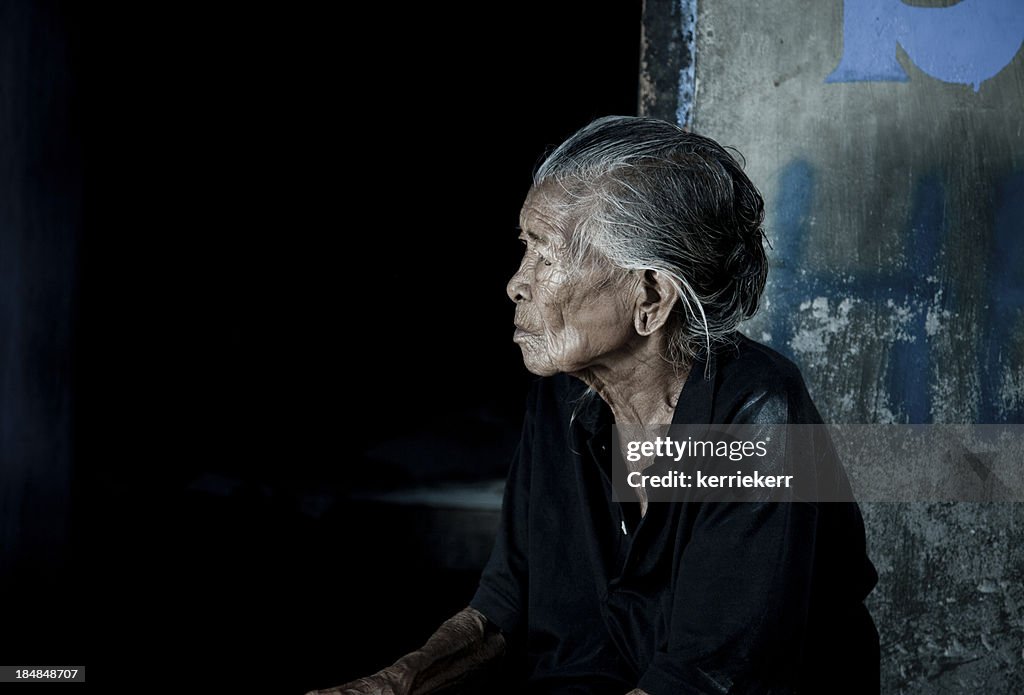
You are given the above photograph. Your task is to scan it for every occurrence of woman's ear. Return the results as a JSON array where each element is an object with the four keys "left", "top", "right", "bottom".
[{"left": 633, "top": 269, "right": 677, "bottom": 336}]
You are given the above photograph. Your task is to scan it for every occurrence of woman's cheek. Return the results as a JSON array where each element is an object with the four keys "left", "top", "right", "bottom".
[
  {"left": 543, "top": 328, "right": 588, "bottom": 371},
  {"left": 520, "top": 334, "right": 560, "bottom": 376},
  {"left": 535, "top": 281, "right": 571, "bottom": 334}
]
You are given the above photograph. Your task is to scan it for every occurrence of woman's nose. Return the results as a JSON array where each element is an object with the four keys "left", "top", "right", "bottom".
[{"left": 507, "top": 266, "right": 531, "bottom": 303}]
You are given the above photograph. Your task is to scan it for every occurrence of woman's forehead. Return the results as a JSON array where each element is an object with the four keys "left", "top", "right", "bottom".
[{"left": 519, "top": 184, "right": 576, "bottom": 243}]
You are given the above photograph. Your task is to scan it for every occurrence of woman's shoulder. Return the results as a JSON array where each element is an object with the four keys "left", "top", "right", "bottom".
[
  {"left": 712, "top": 332, "right": 823, "bottom": 424},
  {"left": 718, "top": 332, "right": 807, "bottom": 386}
]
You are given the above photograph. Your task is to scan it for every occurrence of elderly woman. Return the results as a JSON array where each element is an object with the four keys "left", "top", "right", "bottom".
[{"left": 314, "top": 117, "right": 878, "bottom": 695}]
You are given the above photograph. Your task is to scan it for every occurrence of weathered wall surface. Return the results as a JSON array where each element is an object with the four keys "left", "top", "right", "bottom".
[{"left": 642, "top": 0, "right": 1024, "bottom": 691}]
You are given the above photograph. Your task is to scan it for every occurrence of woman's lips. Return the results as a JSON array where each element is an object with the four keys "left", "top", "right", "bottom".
[{"left": 513, "top": 324, "right": 536, "bottom": 341}]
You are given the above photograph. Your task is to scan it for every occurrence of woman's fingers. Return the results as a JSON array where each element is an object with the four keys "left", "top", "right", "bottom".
[{"left": 306, "top": 667, "right": 412, "bottom": 695}]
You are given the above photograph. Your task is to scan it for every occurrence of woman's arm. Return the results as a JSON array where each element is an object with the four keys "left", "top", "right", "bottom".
[{"left": 306, "top": 606, "right": 505, "bottom": 695}]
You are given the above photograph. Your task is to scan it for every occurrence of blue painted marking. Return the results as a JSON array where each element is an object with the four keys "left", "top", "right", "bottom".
[
  {"left": 767, "top": 161, "right": 1024, "bottom": 423},
  {"left": 768, "top": 160, "right": 816, "bottom": 351},
  {"left": 676, "top": 0, "right": 698, "bottom": 129},
  {"left": 886, "top": 177, "right": 944, "bottom": 423},
  {"left": 980, "top": 172, "right": 1024, "bottom": 423},
  {"left": 767, "top": 161, "right": 963, "bottom": 423},
  {"left": 827, "top": 0, "right": 1024, "bottom": 91}
]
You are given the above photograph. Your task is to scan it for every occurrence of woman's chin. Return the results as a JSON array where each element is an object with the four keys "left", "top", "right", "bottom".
[
  {"left": 519, "top": 352, "right": 560, "bottom": 377},
  {"left": 522, "top": 362, "right": 560, "bottom": 377}
]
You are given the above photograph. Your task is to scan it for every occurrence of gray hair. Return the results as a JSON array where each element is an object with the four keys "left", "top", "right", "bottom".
[{"left": 534, "top": 115, "right": 769, "bottom": 371}]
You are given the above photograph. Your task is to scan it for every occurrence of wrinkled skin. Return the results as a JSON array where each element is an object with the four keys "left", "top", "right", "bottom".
[
  {"left": 508, "top": 183, "right": 687, "bottom": 435},
  {"left": 306, "top": 607, "right": 504, "bottom": 695},
  {"left": 309, "top": 662, "right": 415, "bottom": 695},
  {"left": 508, "top": 184, "right": 638, "bottom": 377}
]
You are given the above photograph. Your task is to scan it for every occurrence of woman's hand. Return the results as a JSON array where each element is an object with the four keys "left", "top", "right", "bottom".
[
  {"left": 304, "top": 658, "right": 417, "bottom": 695},
  {"left": 305, "top": 606, "right": 504, "bottom": 695}
]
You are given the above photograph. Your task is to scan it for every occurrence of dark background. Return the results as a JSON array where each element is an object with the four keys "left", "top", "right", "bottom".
[{"left": 1, "top": 2, "right": 641, "bottom": 692}]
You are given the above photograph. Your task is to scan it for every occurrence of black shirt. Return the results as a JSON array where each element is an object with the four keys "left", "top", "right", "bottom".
[{"left": 470, "top": 333, "right": 879, "bottom": 695}]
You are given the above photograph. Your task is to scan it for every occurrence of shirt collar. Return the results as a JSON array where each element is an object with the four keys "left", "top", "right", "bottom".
[{"left": 670, "top": 346, "right": 717, "bottom": 427}]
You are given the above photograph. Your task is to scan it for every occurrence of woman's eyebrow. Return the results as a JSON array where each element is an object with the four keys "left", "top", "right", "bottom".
[{"left": 520, "top": 229, "right": 548, "bottom": 243}]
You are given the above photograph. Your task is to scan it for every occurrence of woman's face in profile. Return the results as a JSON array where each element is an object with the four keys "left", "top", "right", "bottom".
[{"left": 507, "top": 184, "right": 636, "bottom": 377}]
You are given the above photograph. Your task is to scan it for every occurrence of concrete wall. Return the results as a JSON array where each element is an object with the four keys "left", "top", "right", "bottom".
[{"left": 642, "top": 0, "right": 1023, "bottom": 691}]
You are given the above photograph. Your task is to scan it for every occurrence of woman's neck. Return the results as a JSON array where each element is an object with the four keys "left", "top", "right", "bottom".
[
  {"left": 575, "top": 339, "right": 691, "bottom": 519},
  {"left": 573, "top": 338, "right": 691, "bottom": 428}
]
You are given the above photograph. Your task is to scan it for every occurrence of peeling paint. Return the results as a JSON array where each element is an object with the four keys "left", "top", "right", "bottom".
[
  {"left": 999, "top": 365, "right": 1024, "bottom": 417},
  {"left": 789, "top": 296, "right": 853, "bottom": 356},
  {"left": 676, "top": 0, "right": 698, "bottom": 128},
  {"left": 924, "top": 297, "right": 951, "bottom": 337}
]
